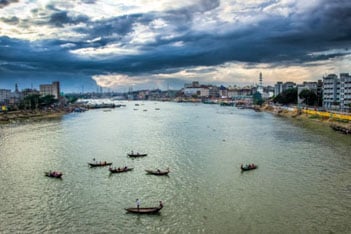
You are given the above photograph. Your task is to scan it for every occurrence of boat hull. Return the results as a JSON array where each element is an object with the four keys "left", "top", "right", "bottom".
[
  {"left": 109, "top": 168, "right": 133, "bottom": 173},
  {"left": 127, "top": 153, "right": 147, "bottom": 158},
  {"left": 145, "top": 170, "right": 169, "bottom": 175},
  {"left": 45, "top": 172, "right": 63, "bottom": 178},
  {"left": 88, "top": 162, "right": 112, "bottom": 167},
  {"left": 240, "top": 166, "right": 258, "bottom": 171},
  {"left": 125, "top": 207, "right": 162, "bottom": 214}
]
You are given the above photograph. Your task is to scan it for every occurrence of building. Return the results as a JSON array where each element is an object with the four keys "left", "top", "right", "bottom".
[
  {"left": 274, "top": 82, "right": 283, "bottom": 96},
  {"left": 340, "top": 73, "right": 351, "bottom": 111},
  {"left": 283, "top": 82, "right": 296, "bottom": 91},
  {"left": 297, "top": 81, "right": 318, "bottom": 105},
  {"left": 40, "top": 81, "right": 60, "bottom": 99},
  {"left": 323, "top": 73, "right": 351, "bottom": 111},
  {"left": 227, "top": 87, "right": 253, "bottom": 99},
  {"left": 208, "top": 86, "right": 219, "bottom": 98},
  {"left": 274, "top": 81, "right": 296, "bottom": 96},
  {"left": 183, "top": 86, "right": 209, "bottom": 97},
  {"left": 22, "top": 88, "right": 40, "bottom": 98},
  {"left": 257, "top": 72, "right": 263, "bottom": 94},
  {"left": 219, "top": 86, "right": 228, "bottom": 98},
  {"left": 323, "top": 74, "right": 339, "bottom": 109},
  {"left": 0, "top": 89, "right": 11, "bottom": 104}
]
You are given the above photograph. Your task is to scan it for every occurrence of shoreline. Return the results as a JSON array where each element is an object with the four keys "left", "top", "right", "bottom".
[
  {"left": 261, "top": 105, "right": 351, "bottom": 134},
  {"left": 0, "top": 109, "right": 69, "bottom": 124}
]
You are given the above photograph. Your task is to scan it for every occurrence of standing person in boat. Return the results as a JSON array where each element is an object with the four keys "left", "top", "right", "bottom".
[
  {"left": 136, "top": 198, "right": 140, "bottom": 210},
  {"left": 159, "top": 201, "right": 163, "bottom": 208}
]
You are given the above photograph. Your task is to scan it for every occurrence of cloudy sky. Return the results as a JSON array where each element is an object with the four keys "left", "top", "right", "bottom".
[{"left": 0, "top": 0, "right": 350, "bottom": 92}]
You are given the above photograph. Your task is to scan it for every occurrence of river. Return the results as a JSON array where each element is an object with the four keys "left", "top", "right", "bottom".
[{"left": 0, "top": 101, "right": 350, "bottom": 233}]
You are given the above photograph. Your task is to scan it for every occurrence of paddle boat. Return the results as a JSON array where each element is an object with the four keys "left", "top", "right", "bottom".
[
  {"left": 109, "top": 166, "right": 133, "bottom": 173},
  {"left": 125, "top": 201, "right": 163, "bottom": 214},
  {"left": 45, "top": 171, "right": 63, "bottom": 178},
  {"left": 88, "top": 161, "right": 112, "bottom": 167},
  {"left": 240, "top": 164, "right": 258, "bottom": 171},
  {"left": 145, "top": 168, "right": 170, "bottom": 176}
]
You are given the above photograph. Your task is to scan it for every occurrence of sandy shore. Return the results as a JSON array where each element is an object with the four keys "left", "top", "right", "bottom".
[
  {"left": 261, "top": 105, "right": 351, "bottom": 134},
  {"left": 0, "top": 109, "right": 69, "bottom": 124}
]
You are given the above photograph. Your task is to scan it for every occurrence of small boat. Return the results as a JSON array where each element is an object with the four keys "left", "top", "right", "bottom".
[
  {"left": 145, "top": 168, "right": 170, "bottom": 176},
  {"left": 88, "top": 161, "right": 112, "bottom": 167},
  {"left": 45, "top": 171, "right": 63, "bottom": 178},
  {"left": 125, "top": 201, "right": 163, "bottom": 214},
  {"left": 127, "top": 152, "right": 147, "bottom": 158},
  {"left": 109, "top": 167, "right": 133, "bottom": 173},
  {"left": 240, "top": 164, "right": 258, "bottom": 171}
]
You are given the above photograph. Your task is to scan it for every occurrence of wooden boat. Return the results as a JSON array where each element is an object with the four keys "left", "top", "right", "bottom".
[
  {"left": 145, "top": 168, "right": 170, "bottom": 176},
  {"left": 240, "top": 164, "right": 258, "bottom": 171},
  {"left": 45, "top": 171, "right": 63, "bottom": 178},
  {"left": 127, "top": 152, "right": 147, "bottom": 158},
  {"left": 109, "top": 167, "right": 133, "bottom": 173},
  {"left": 125, "top": 202, "right": 163, "bottom": 214},
  {"left": 88, "top": 162, "right": 112, "bottom": 167}
]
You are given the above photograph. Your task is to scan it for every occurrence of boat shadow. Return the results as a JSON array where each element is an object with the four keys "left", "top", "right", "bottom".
[
  {"left": 145, "top": 173, "right": 170, "bottom": 177},
  {"left": 125, "top": 211, "right": 162, "bottom": 216}
]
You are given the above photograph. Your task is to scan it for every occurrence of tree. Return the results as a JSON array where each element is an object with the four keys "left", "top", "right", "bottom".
[
  {"left": 253, "top": 92, "right": 264, "bottom": 105},
  {"left": 23, "top": 94, "right": 40, "bottom": 110},
  {"left": 39, "top": 95, "right": 57, "bottom": 107},
  {"left": 65, "top": 95, "right": 78, "bottom": 104},
  {"left": 299, "top": 89, "right": 317, "bottom": 106},
  {"left": 273, "top": 88, "right": 297, "bottom": 105}
]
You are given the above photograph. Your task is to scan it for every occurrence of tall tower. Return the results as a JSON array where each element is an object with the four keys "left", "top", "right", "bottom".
[
  {"left": 15, "top": 83, "right": 19, "bottom": 93},
  {"left": 258, "top": 72, "right": 263, "bottom": 94}
]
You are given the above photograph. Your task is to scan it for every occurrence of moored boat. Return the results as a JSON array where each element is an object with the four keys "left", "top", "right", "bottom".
[
  {"left": 240, "top": 164, "right": 257, "bottom": 171},
  {"left": 88, "top": 161, "right": 112, "bottom": 167},
  {"left": 109, "top": 167, "right": 133, "bottom": 173},
  {"left": 45, "top": 171, "right": 63, "bottom": 178},
  {"left": 145, "top": 168, "right": 170, "bottom": 176}
]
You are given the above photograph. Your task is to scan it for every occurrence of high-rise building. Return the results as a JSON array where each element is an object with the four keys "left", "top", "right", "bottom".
[
  {"left": 0, "top": 89, "right": 11, "bottom": 104},
  {"left": 257, "top": 72, "right": 263, "bottom": 94},
  {"left": 340, "top": 73, "right": 351, "bottom": 111},
  {"left": 323, "top": 73, "right": 351, "bottom": 111},
  {"left": 40, "top": 81, "right": 60, "bottom": 99},
  {"left": 274, "top": 82, "right": 283, "bottom": 96}
]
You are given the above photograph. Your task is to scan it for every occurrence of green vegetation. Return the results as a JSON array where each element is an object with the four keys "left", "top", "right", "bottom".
[
  {"left": 19, "top": 94, "right": 57, "bottom": 110},
  {"left": 65, "top": 95, "right": 79, "bottom": 104},
  {"left": 253, "top": 92, "right": 264, "bottom": 105},
  {"left": 273, "top": 88, "right": 297, "bottom": 105},
  {"left": 299, "top": 89, "right": 317, "bottom": 106}
]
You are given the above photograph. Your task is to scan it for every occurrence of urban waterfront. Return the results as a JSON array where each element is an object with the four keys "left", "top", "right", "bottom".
[{"left": 0, "top": 101, "right": 350, "bottom": 233}]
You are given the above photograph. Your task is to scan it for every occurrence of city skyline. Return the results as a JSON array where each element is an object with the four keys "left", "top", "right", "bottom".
[{"left": 1, "top": 0, "right": 351, "bottom": 92}]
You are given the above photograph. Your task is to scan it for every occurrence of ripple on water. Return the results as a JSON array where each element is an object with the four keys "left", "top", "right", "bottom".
[{"left": 1, "top": 102, "right": 351, "bottom": 233}]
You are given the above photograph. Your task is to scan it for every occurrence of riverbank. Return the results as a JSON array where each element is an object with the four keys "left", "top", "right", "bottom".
[
  {"left": 261, "top": 104, "right": 351, "bottom": 134},
  {"left": 0, "top": 109, "right": 69, "bottom": 124}
]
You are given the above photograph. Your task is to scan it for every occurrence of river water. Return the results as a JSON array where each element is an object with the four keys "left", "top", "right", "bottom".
[{"left": 0, "top": 101, "right": 350, "bottom": 233}]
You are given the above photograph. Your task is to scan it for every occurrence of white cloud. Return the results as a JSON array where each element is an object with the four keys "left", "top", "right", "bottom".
[
  {"left": 70, "top": 43, "right": 140, "bottom": 57},
  {"left": 92, "top": 74, "right": 149, "bottom": 88}
]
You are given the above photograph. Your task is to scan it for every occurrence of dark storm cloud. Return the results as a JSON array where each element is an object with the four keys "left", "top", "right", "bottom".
[
  {"left": 129, "top": 0, "right": 351, "bottom": 69},
  {"left": 0, "top": 16, "right": 19, "bottom": 25},
  {"left": 75, "top": 13, "right": 147, "bottom": 40},
  {"left": 0, "top": 0, "right": 19, "bottom": 9},
  {"left": 49, "top": 11, "right": 90, "bottom": 27},
  {"left": 1, "top": 0, "right": 351, "bottom": 83},
  {"left": 81, "top": 0, "right": 96, "bottom": 4}
]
